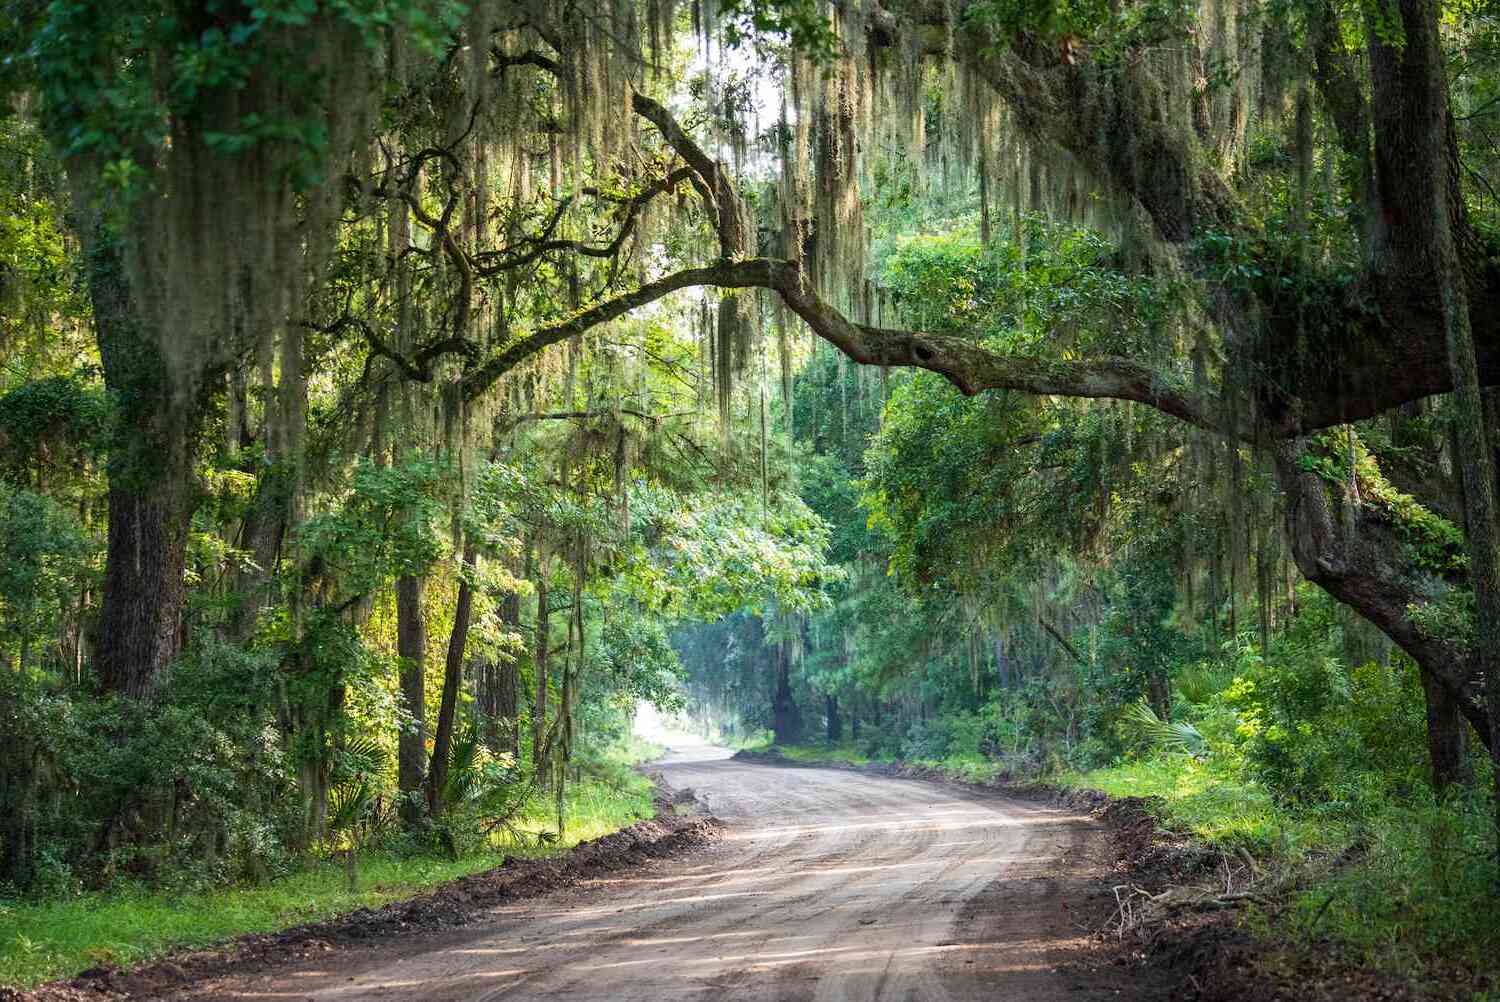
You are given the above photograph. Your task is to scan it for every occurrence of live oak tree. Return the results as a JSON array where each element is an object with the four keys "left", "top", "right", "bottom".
[{"left": 7, "top": 0, "right": 1500, "bottom": 873}]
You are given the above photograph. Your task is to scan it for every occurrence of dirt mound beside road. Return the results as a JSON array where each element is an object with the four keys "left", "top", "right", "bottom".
[{"left": 4, "top": 799, "right": 720, "bottom": 1002}]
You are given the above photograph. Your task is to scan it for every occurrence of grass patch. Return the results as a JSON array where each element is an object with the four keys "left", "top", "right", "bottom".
[
  {"left": 1058, "top": 756, "right": 1342, "bottom": 857},
  {"left": 608, "top": 731, "right": 667, "bottom": 765},
  {"left": 759, "top": 741, "right": 1007, "bottom": 784},
  {"left": 1282, "top": 789, "right": 1499, "bottom": 980},
  {"left": 771, "top": 741, "right": 870, "bottom": 766},
  {"left": 0, "top": 770, "right": 655, "bottom": 989},
  {"left": 722, "top": 728, "right": 774, "bottom": 751}
]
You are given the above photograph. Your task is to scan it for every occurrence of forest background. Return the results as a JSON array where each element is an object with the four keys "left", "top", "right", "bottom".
[{"left": 1, "top": 0, "right": 1499, "bottom": 993}]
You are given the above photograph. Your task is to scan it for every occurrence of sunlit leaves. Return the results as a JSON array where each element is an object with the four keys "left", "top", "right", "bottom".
[
  {"left": 874, "top": 218, "right": 1164, "bottom": 357},
  {"left": 622, "top": 486, "right": 837, "bottom": 619},
  {"left": 297, "top": 456, "right": 453, "bottom": 597}
]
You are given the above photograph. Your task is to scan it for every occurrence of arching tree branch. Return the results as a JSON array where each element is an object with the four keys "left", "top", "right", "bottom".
[{"left": 457, "top": 256, "right": 1227, "bottom": 434}]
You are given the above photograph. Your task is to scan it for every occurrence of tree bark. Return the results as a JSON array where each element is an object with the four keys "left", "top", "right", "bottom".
[
  {"left": 532, "top": 560, "right": 551, "bottom": 777},
  {"left": 772, "top": 639, "right": 802, "bottom": 745},
  {"left": 1420, "top": 670, "right": 1473, "bottom": 790},
  {"left": 825, "top": 694, "right": 842, "bottom": 743},
  {"left": 1275, "top": 440, "right": 1491, "bottom": 770},
  {"left": 396, "top": 574, "right": 427, "bottom": 818},
  {"left": 1366, "top": 0, "right": 1500, "bottom": 820},
  {"left": 498, "top": 587, "right": 522, "bottom": 761},
  {"left": 82, "top": 218, "right": 198, "bottom": 700},
  {"left": 427, "top": 542, "right": 477, "bottom": 814}
]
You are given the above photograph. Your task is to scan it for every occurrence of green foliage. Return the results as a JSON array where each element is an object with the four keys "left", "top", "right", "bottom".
[
  {"left": 1286, "top": 788, "right": 1499, "bottom": 977},
  {"left": 626, "top": 486, "right": 837, "bottom": 618},
  {"left": 1297, "top": 431, "right": 1466, "bottom": 574},
  {"left": 18, "top": 0, "right": 462, "bottom": 186},
  {"left": 874, "top": 220, "right": 1165, "bottom": 356},
  {"left": 298, "top": 457, "right": 453, "bottom": 596},
  {"left": 1064, "top": 755, "right": 1335, "bottom": 853},
  {"left": 0, "top": 767, "right": 654, "bottom": 989},
  {"left": 965, "top": 0, "right": 1195, "bottom": 56},
  {"left": 0, "top": 376, "right": 110, "bottom": 477},
  {"left": 1119, "top": 698, "right": 1208, "bottom": 757},
  {"left": 714, "top": 0, "right": 840, "bottom": 61},
  {"left": 0, "top": 482, "right": 95, "bottom": 669},
  {"left": 588, "top": 616, "right": 686, "bottom": 713},
  {"left": 0, "top": 117, "right": 87, "bottom": 369}
]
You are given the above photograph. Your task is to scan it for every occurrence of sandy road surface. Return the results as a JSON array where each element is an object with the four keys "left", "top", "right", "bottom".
[{"left": 181, "top": 741, "right": 1126, "bottom": 1002}]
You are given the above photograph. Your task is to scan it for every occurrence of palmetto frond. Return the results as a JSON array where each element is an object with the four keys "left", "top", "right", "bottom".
[{"left": 1121, "top": 698, "right": 1207, "bottom": 757}]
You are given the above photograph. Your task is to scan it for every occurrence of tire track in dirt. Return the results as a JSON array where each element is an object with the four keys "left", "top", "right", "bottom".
[{"left": 175, "top": 740, "right": 1141, "bottom": 1002}]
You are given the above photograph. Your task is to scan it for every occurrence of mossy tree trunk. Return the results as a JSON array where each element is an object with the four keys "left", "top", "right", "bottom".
[
  {"left": 1367, "top": 0, "right": 1500, "bottom": 816},
  {"left": 81, "top": 218, "right": 200, "bottom": 701}
]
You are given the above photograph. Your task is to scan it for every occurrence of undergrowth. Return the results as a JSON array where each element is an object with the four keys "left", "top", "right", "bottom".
[{"left": 0, "top": 759, "right": 656, "bottom": 990}]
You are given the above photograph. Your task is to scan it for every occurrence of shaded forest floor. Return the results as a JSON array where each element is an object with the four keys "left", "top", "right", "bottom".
[{"left": 732, "top": 745, "right": 1493, "bottom": 1001}]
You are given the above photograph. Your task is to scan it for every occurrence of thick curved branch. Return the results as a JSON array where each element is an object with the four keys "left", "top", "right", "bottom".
[
  {"left": 770, "top": 264, "right": 1227, "bottom": 433},
  {"left": 870, "top": 1, "right": 1500, "bottom": 431},
  {"left": 460, "top": 257, "right": 1227, "bottom": 434},
  {"left": 1274, "top": 440, "right": 1491, "bottom": 748},
  {"left": 460, "top": 259, "right": 785, "bottom": 401},
  {"left": 503, "top": 409, "right": 697, "bottom": 430}
]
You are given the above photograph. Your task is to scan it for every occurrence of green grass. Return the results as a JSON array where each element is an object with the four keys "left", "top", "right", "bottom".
[
  {"left": 1058, "top": 756, "right": 1342, "bottom": 856},
  {"left": 756, "top": 741, "right": 1311, "bottom": 852},
  {"left": 1280, "top": 787, "right": 1499, "bottom": 981},
  {"left": 758, "top": 740, "right": 1008, "bottom": 784},
  {"left": 721, "top": 727, "right": 774, "bottom": 751},
  {"left": 609, "top": 732, "right": 667, "bottom": 765},
  {"left": 771, "top": 741, "right": 871, "bottom": 766},
  {"left": 0, "top": 770, "right": 655, "bottom": 990}
]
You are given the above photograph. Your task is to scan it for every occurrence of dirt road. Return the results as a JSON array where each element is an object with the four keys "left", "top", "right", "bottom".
[{"left": 181, "top": 741, "right": 1129, "bottom": 1002}]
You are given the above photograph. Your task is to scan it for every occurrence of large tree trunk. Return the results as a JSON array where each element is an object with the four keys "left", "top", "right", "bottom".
[
  {"left": 82, "top": 219, "right": 198, "bottom": 700},
  {"left": 1366, "top": 0, "right": 1500, "bottom": 818},
  {"left": 1420, "top": 671, "right": 1473, "bottom": 790},
  {"left": 396, "top": 574, "right": 427, "bottom": 818},
  {"left": 825, "top": 694, "right": 842, "bottom": 743},
  {"left": 428, "top": 543, "right": 477, "bottom": 815},
  {"left": 96, "top": 482, "right": 193, "bottom": 699},
  {"left": 1276, "top": 442, "right": 1490, "bottom": 789}
]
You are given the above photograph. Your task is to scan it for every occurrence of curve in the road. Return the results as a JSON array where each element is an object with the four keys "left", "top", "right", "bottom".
[{"left": 182, "top": 743, "right": 1128, "bottom": 1002}]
